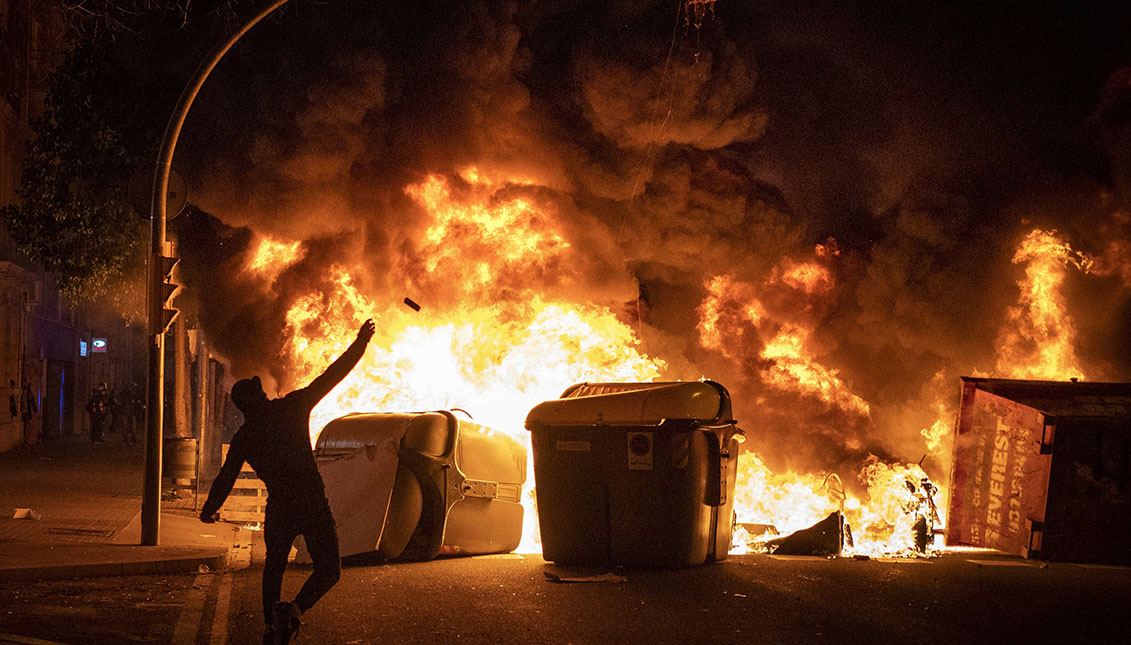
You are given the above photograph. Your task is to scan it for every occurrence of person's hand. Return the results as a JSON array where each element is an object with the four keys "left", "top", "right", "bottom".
[
  {"left": 200, "top": 511, "right": 219, "bottom": 524},
  {"left": 358, "top": 318, "right": 376, "bottom": 344}
]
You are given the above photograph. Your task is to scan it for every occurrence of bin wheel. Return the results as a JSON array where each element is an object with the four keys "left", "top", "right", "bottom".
[
  {"left": 376, "top": 467, "right": 423, "bottom": 560},
  {"left": 392, "top": 459, "right": 446, "bottom": 562}
]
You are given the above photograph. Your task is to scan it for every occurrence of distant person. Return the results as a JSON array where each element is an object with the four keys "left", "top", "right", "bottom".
[
  {"left": 109, "top": 388, "right": 126, "bottom": 439},
  {"left": 21, "top": 379, "right": 37, "bottom": 446},
  {"left": 86, "top": 383, "right": 110, "bottom": 443},
  {"left": 123, "top": 383, "right": 142, "bottom": 447},
  {"left": 200, "top": 319, "right": 375, "bottom": 645}
]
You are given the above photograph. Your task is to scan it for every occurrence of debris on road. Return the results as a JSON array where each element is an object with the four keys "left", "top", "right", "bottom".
[
  {"left": 767, "top": 511, "right": 847, "bottom": 556},
  {"left": 12, "top": 508, "right": 41, "bottom": 520},
  {"left": 543, "top": 571, "right": 627, "bottom": 584}
]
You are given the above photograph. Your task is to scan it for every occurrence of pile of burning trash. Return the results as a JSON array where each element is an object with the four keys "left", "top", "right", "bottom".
[{"left": 734, "top": 472, "right": 942, "bottom": 558}]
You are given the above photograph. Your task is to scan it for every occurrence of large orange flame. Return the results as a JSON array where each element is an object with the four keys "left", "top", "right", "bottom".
[
  {"left": 276, "top": 173, "right": 663, "bottom": 550},
  {"left": 282, "top": 174, "right": 665, "bottom": 439},
  {"left": 697, "top": 261, "right": 945, "bottom": 556},
  {"left": 697, "top": 271, "right": 870, "bottom": 416},
  {"left": 407, "top": 174, "right": 570, "bottom": 291},
  {"left": 248, "top": 236, "right": 303, "bottom": 280},
  {"left": 726, "top": 228, "right": 1102, "bottom": 557},
  {"left": 996, "top": 229, "right": 1092, "bottom": 380}
]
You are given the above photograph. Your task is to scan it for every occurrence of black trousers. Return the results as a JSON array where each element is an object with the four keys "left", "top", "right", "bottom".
[
  {"left": 262, "top": 499, "right": 341, "bottom": 621},
  {"left": 89, "top": 415, "right": 105, "bottom": 442}
]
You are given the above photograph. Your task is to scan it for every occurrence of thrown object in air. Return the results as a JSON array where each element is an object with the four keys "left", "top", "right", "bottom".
[
  {"left": 402, "top": 297, "right": 421, "bottom": 311},
  {"left": 295, "top": 411, "right": 526, "bottom": 563},
  {"left": 526, "top": 380, "right": 744, "bottom": 568}
]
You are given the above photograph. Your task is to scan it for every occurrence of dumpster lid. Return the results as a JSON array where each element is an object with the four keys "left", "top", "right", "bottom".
[
  {"left": 315, "top": 411, "right": 454, "bottom": 456},
  {"left": 961, "top": 377, "right": 1131, "bottom": 418},
  {"left": 525, "top": 381, "right": 733, "bottom": 429}
]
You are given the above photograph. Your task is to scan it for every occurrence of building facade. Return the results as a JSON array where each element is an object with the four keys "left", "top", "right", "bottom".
[{"left": 0, "top": 1, "right": 139, "bottom": 451}]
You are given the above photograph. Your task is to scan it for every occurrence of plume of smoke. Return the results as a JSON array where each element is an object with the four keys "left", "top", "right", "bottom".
[
  {"left": 172, "top": 0, "right": 1131, "bottom": 481},
  {"left": 195, "top": 49, "right": 387, "bottom": 241},
  {"left": 575, "top": 39, "right": 765, "bottom": 150}
]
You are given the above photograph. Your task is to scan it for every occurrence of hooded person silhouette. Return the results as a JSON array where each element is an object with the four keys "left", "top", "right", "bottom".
[{"left": 201, "top": 318, "right": 375, "bottom": 644}]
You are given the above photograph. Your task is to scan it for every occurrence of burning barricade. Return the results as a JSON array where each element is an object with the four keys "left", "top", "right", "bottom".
[{"left": 296, "top": 379, "right": 950, "bottom": 566}]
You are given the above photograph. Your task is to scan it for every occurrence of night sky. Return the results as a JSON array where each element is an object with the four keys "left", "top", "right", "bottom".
[{"left": 168, "top": 0, "right": 1131, "bottom": 477}]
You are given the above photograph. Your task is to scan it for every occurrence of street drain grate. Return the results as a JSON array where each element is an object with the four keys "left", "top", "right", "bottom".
[{"left": 45, "top": 527, "right": 114, "bottom": 537}]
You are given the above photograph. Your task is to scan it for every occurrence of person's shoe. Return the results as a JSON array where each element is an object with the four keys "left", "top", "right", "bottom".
[{"left": 271, "top": 601, "right": 301, "bottom": 643}]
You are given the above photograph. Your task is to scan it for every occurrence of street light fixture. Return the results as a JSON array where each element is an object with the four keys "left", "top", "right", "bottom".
[{"left": 144, "top": 0, "right": 290, "bottom": 545}]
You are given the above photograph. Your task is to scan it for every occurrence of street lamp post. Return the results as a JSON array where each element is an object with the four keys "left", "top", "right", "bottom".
[{"left": 143, "top": 0, "right": 290, "bottom": 545}]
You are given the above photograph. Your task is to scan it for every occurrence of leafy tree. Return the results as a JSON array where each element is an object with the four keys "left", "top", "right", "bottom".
[
  {"left": 2, "top": 43, "right": 146, "bottom": 305},
  {"left": 0, "top": 0, "right": 237, "bottom": 310}
]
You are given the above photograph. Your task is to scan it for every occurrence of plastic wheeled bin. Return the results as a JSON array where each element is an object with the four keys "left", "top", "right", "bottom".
[
  {"left": 525, "top": 381, "right": 745, "bottom": 568},
  {"left": 295, "top": 411, "right": 526, "bottom": 563}
]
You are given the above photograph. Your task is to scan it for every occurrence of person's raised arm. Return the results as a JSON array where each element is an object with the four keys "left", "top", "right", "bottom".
[{"left": 300, "top": 319, "right": 376, "bottom": 406}]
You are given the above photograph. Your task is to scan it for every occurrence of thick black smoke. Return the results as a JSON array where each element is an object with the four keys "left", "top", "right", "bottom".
[{"left": 174, "top": 0, "right": 1131, "bottom": 480}]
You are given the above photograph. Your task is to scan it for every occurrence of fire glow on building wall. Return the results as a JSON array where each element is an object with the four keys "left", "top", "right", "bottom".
[{"left": 169, "top": 2, "right": 1131, "bottom": 557}]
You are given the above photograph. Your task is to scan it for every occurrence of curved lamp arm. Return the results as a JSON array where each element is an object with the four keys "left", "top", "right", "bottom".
[
  {"left": 144, "top": 0, "right": 291, "bottom": 546},
  {"left": 149, "top": 0, "right": 290, "bottom": 244}
]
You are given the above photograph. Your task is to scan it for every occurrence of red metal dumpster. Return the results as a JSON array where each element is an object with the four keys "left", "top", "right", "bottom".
[{"left": 947, "top": 378, "right": 1131, "bottom": 565}]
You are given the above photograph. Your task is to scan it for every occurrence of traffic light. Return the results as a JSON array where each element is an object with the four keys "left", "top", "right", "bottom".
[{"left": 150, "top": 253, "right": 181, "bottom": 335}]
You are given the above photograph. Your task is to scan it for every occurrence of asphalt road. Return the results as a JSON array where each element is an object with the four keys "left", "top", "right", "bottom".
[{"left": 1, "top": 552, "right": 1128, "bottom": 644}]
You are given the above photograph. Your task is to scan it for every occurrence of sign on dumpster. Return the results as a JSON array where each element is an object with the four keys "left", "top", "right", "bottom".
[{"left": 947, "top": 385, "right": 1053, "bottom": 556}]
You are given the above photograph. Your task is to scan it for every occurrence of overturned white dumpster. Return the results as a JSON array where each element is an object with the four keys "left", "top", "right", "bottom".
[{"left": 296, "top": 411, "right": 526, "bottom": 563}]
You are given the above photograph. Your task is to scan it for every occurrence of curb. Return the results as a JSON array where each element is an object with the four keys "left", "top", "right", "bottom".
[
  {"left": 0, "top": 633, "right": 68, "bottom": 644},
  {"left": 0, "top": 549, "right": 230, "bottom": 582}
]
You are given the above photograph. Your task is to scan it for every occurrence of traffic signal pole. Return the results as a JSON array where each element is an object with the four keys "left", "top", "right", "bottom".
[{"left": 143, "top": 0, "right": 291, "bottom": 545}]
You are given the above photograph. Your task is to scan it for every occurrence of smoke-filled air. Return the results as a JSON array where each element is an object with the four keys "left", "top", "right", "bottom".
[{"left": 171, "top": 0, "right": 1131, "bottom": 555}]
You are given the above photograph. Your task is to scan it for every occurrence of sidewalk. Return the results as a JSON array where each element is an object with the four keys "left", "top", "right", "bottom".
[{"left": 0, "top": 434, "right": 254, "bottom": 582}]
